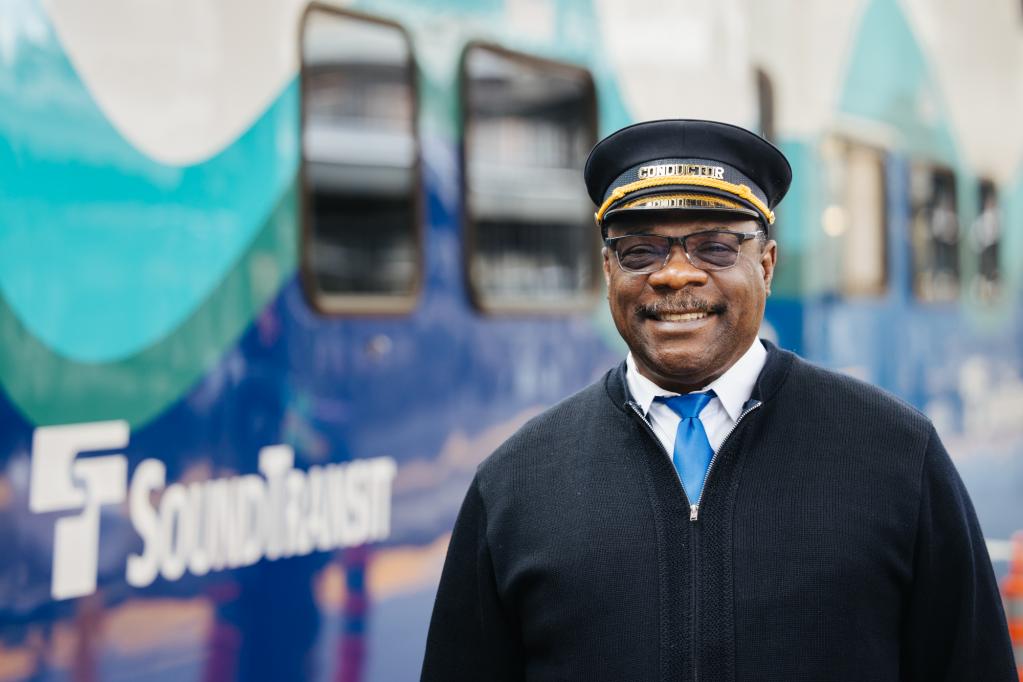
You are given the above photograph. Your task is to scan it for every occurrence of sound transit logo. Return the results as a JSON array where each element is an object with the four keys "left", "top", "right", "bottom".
[{"left": 29, "top": 421, "right": 397, "bottom": 600}]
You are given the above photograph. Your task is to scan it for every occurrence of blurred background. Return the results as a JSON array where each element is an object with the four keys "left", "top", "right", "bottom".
[{"left": 1, "top": 0, "right": 1022, "bottom": 679}]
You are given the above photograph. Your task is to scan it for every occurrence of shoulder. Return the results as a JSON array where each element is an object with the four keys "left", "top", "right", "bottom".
[
  {"left": 779, "top": 351, "right": 933, "bottom": 445},
  {"left": 784, "top": 353, "right": 924, "bottom": 416}
]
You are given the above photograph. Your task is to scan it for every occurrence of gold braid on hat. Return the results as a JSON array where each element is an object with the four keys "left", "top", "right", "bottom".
[{"left": 594, "top": 175, "right": 776, "bottom": 226}]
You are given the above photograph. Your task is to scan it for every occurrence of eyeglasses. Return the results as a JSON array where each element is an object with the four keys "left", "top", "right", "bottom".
[{"left": 604, "top": 230, "right": 763, "bottom": 274}]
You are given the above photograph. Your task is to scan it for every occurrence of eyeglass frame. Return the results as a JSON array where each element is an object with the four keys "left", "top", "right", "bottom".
[{"left": 603, "top": 229, "right": 765, "bottom": 274}]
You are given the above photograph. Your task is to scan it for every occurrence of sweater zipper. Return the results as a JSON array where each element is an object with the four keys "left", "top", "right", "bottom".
[
  {"left": 693, "top": 399, "right": 760, "bottom": 682},
  {"left": 692, "top": 525, "right": 699, "bottom": 682},
  {"left": 629, "top": 398, "right": 761, "bottom": 682},
  {"left": 628, "top": 401, "right": 698, "bottom": 680}
]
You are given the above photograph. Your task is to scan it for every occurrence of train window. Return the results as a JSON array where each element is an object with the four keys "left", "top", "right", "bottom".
[
  {"left": 755, "top": 68, "right": 776, "bottom": 143},
  {"left": 461, "top": 44, "right": 600, "bottom": 313},
  {"left": 300, "top": 6, "right": 420, "bottom": 313},
  {"left": 910, "top": 163, "right": 959, "bottom": 301},
  {"left": 819, "top": 137, "right": 887, "bottom": 296},
  {"left": 971, "top": 179, "right": 1001, "bottom": 300}
]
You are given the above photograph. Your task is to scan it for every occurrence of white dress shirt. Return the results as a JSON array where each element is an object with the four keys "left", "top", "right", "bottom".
[{"left": 625, "top": 339, "right": 767, "bottom": 455}]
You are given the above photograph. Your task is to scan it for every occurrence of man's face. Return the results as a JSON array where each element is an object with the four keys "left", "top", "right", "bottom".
[{"left": 603, "top": 215, "right": 777, "bottom": 394}]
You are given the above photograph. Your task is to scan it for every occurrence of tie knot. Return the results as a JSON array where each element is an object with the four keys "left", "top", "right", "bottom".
[{"left": 659, "top": 392, "right": 714, "bottom": 419}]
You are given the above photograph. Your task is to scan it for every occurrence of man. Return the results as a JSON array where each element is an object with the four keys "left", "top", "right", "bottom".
[{"left": 422, "top": 120, "right": 1015, "bottom": 681}]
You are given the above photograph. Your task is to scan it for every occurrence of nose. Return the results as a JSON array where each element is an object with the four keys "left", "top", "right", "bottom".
[{"left": 646, "top": 245, "right": 708, "bottom": 289}]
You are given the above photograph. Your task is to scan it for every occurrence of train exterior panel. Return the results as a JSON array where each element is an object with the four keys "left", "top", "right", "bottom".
[{"left": 1, "top": 0, "right": 1021, "bottom": 679}]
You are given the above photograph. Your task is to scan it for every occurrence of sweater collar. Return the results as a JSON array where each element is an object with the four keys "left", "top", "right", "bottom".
[
  {"left": 625, "top": 339, "right": 767, "bottom": 422},
  {"left": 608, "top": 339, "right": 794, "bottom": 412}
]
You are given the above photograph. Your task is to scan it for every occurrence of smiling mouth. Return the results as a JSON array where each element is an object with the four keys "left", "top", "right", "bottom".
[
  {"left": 657, "top": 311, "right": 709, "bottom": 322},
  {"left": 639, "top": 297, "right": 725, "bottom": 321}
]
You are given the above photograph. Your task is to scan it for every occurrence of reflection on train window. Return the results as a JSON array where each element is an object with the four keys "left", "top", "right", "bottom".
[
  {"left": 300, "top": 7, "right": 420, "bottom": 313},
  {"left": 971, "top": 179, "right": 1001, "bottom": 300},
  {"left": 462, "top": 44, "right": 599, "bottom": 312},
  {"left": 910, "top": 164, "right": 959, "bottom": 301},
  {"left": 820, "top": 137, "right": 887, "bottom": 296}
]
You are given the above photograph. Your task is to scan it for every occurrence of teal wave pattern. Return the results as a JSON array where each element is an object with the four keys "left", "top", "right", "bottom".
[{"left": 0, "top": 0, "right": 298, "bottom": 363}]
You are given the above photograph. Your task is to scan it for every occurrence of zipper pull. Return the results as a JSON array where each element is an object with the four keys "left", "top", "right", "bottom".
[{"left": 690, "top": 504, "right": 699, "bottom": 522}]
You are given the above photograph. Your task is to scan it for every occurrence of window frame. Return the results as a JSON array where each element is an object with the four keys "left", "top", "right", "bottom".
[
  {"left": 972, "top": 176, "right": 1002, "bottom": 298},
  {"left": 819, "top": 134, "right": 890, "bottom": 298},
  {"left": 754, "top": 67, "right": 776, "bottom": 144},
  {"left": 298, "top": 2, "right": 424, "bottom": 316},
  {"left": 458, "top": 41, "right": 601, "bottom": 316},
  {"left": 908, "top": 160, "right": 961, "bottom": 303}
]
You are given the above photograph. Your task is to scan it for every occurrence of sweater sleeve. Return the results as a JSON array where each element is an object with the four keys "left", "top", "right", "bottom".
[
  {"left": 421, "top": 474, "right": 524, "bottom": 682},
  {"left": 900, "top": 426, "right": 1017, "bottom": 681}
]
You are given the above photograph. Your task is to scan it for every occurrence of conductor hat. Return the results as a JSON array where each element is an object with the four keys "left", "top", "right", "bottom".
[{"left": 584, "top": 119, "right": 792, "bottom": 232}]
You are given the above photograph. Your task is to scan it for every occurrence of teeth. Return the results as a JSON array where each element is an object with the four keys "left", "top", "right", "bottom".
[{"left": 660, "top": 312, "right": 707, "bottom": 322}]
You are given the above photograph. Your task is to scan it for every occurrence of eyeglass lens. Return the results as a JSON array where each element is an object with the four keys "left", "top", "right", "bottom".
[{"left": 613, "top": 232, "right": 745, "bottom": 272}]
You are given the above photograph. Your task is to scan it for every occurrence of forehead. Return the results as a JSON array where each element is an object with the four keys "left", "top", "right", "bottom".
[{"left": 604, "top": 214, "right": 760, "bottom": 237}]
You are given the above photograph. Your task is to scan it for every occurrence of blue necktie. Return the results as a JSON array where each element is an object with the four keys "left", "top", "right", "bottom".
[{"left": 659, "top": 392, "right": 715, "bottom": 502}]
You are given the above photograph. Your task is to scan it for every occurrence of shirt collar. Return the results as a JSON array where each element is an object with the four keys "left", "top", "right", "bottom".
[{"left": 625, "top": 338, "right": 767, "bottom": 421}]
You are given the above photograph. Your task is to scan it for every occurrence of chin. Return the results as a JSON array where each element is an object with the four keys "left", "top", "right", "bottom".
[
  {"left": 649, "top": 339, "right": 746, "bottom": 382},
  {"left": 644, "top": 353, "right": 713, "bottom": 385}
]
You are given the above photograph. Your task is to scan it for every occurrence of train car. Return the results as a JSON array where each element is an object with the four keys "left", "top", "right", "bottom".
[{"left": 1, "top": 0, "right": 1021, "bottom": 679}]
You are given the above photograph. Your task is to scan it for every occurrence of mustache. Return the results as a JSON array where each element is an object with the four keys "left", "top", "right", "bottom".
[{"left": 636, "top": 295, "right": 726, "bottom": 318}]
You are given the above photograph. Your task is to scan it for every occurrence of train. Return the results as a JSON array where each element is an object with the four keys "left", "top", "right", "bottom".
[{"left": 1, "top": 0, "right": 1022, "bottom": 679}]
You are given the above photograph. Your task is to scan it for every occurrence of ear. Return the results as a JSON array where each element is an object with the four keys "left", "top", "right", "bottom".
[
  {"left": 602, "top": 247, "right": 612, "bottom": 288},
  {"left": 760, "top": 240, "right": 777, "bottom": 295}
]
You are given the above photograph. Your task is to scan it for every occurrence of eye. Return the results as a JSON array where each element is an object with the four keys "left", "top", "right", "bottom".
[
  {"left": 693, "top": 241, "right": 736, "bottom": 255},
  {"left": 687, "top": 233, "right": 743, "bottom": 268},
  {"left": 619, "top": 247, "right": 659, "bottom": 267},
  {"left": 622, "top": 244, "right": 658, "bottom": 257},
  {"left": 615, "top": 237, "right": 667, "bottom": 270}
]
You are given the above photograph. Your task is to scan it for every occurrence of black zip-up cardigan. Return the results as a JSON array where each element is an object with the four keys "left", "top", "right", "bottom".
[{"left": 422, "top": 344, "right": 1015, "bottom": 681}]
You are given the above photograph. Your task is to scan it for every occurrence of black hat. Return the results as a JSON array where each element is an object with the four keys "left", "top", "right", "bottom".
[{"left": 584, "top": 119, "right": 792, "bottom": 232}]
